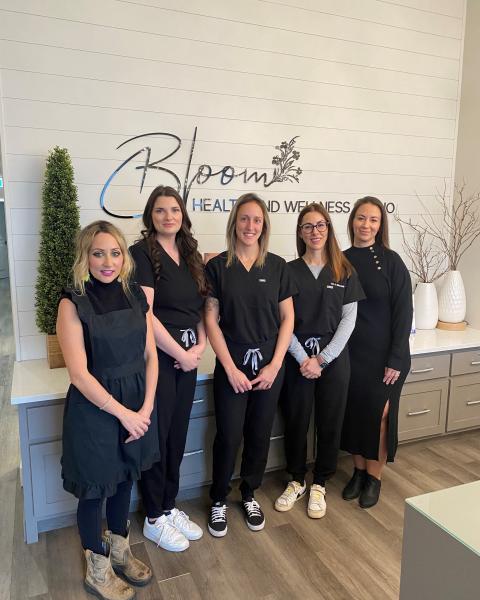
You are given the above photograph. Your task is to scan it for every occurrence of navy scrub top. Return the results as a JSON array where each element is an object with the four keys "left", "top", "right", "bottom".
[
  {"left": 287, "top": 258, "right": 365, "bottom": 336},
  {"left": 205, "top": 251, "right": 297, "bottom": 345},
  {"left": 130, "top": 239, "right": 204, "bottom": 330}
]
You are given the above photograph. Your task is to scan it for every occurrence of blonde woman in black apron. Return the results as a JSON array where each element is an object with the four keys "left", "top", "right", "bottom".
[{"left": 57, "top": 221, "right": 159, "bottom": 600}]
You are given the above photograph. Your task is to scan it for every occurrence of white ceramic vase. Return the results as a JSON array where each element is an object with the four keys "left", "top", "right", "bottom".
[
  {"left": 414, "top": 282, "right": 438, "bottom": 329},
  {"left": 438, "top": 270, "right": 466, "bottom": 323}
]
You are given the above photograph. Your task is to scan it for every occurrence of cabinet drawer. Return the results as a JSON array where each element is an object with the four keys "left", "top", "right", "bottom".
[
  {"left": 451, "top": 349, "right": 480, "bottom": 376},
  {"left": 29, "top": 441, "right": 77, "bottom": 518},
  {"left": 266, "top": 434, "right": 286, "bottom": 471},
  {"left": 447, "top": 373, "right": 480, "bottom": 432},
  {"left": 27, "top": 403, "right": 64, "bottom": 442},
  {"left": 190, "top": 383, "right": 214, "bottom": 418},
  {"left": 179, "top": 415, "right": 215, "bottom": 487},
  {"left": 398, "top": 379, "right": 449, "bottom": 442},
  {"left": 406, "top": 354, "right": 450, "bottom": 383}
]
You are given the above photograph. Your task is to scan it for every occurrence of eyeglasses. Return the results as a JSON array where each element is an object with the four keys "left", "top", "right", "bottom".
[{"left": 299, "top": 221, "right": 329, "bottom": 234}]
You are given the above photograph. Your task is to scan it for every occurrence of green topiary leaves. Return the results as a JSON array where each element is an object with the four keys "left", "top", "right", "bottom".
[{"left": 35, "top": 147, "right": 80, "bottom": 334}]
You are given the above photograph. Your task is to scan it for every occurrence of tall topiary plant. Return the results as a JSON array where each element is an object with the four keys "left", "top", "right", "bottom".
[{"left": 35, "top": 146, "right": 80, "bottom": 366}]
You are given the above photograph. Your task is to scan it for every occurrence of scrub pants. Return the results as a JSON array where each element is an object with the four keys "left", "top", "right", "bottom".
[
  {"left": 139, "top": 348, "right": 197, "bottom": 517},
  {"left": 280, "top": 349, "right": 350, "bottom": 485},
  {"left": 210, "top": 359, "right": 285, "bottom": 502}
]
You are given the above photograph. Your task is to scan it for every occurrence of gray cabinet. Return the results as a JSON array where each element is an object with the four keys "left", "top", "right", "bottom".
[
  {"left": 18, "top": 378, "right": 313, "bottom": 543},
  {"left": 398, "top": 379, "right": 449, "bottom": 442},
  {"left": 399, "top": 346, "right": 480, "bottom": 444},
  {"left": 447, "top": 373, "right": 480, "bottom": 432}
]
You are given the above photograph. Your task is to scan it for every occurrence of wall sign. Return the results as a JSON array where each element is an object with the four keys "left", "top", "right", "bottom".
[{"left": 100, "top": 127, "right": 302, "bottom": 219}]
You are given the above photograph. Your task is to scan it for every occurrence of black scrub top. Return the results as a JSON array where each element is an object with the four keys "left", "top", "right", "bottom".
[
  {"left": 130, "top": 239, "right": 204, "bottom": 329},
  {"left": 206, "top": 251, "right": 297, "bottom": 345},
  {"left": 288, "top": 258, "right": 365, "bottom": 336}
]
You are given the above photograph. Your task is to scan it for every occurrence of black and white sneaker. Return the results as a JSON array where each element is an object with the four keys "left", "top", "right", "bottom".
[
  {"left": 242, "top": 498, "right": 265, "bottom": 531},
  {"left": 208, "top": 502, "right": 228, "bottom": 537}
]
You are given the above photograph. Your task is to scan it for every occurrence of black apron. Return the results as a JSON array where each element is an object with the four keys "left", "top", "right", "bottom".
[{"left": 61, "top": 289, "right": 160, "bottom": 500}]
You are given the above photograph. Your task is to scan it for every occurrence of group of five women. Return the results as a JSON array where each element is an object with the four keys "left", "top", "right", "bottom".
[{"left": 57, "top": 187, "right": 412, "bottom": 599}]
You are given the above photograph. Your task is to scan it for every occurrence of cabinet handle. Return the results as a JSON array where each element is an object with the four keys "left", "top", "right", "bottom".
[
  {"left": 407, "top": 409, "right": 431, "bottom": 416},
  {"left": 411, "top": 367, "right": 434, "bottom": 374},
  {"left": 183, "top": 449, "right": 204, "bottom": 457},
  {"left": 470, "top": 361, "right": 480, "bottom": 366},
  {"left": 466, "top": 400, "right": 480, "bottom": 406},
  {"left": 270, "top": 434, "right": 285, "bottom": 441},
  {"left": 192, "top": 398, "right": 204, "bottom": 404}
]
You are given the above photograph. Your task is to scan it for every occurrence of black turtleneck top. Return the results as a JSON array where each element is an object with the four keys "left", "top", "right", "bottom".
[{"left": 60, "top": 276, "right": 148, "bottom": 366}]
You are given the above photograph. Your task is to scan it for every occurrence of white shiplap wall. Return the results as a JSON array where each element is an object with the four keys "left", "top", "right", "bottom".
[{"left": 0, "top": 0, "right": 466, "bottom": 360}]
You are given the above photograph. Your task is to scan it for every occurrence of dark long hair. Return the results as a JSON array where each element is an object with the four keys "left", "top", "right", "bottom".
[
  {"left": 347, "top": 196, "right": 390, "bottom": 248},
  {"left": 296, "top": 203, "right": 352, "bottom": 282},
  {"left": 139, "top": 186, "right": 209, "bottom": 296}
]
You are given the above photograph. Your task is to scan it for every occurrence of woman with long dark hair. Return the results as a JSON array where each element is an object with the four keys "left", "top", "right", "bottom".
[
  {"left": 130, "top": 185, "right": 208, "bottom": 552},
  {"left": 341, "top": 196, "right": 412, "bottom": 508},
  {"left": 205, "top": 193, "right": 296, "bottom": 537},
  {"left": 57, "top": 221, "right": 157, "bottom": 599},
  {"left": 275, "top": 203, "right": 364, "bottom": 518}
]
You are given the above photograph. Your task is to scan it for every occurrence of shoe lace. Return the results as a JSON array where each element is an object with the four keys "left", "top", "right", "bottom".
[
  {"left": 310, "top": 486, "right": 325, "bottom": 506},
  {"left": 244, "top": 499, "right": 262, "bottom": 517},
  {"left": 154, "top": 516, "right": 179, "bottom": 547},
  {"left": 172, "top": 509, "right": 190, "bottom": 527},
  {"left": 210, "top": 504, "right": 227, "bottom": 523},
  {"left": 281, "top": 482, "right": 302, "bottom": 502}
]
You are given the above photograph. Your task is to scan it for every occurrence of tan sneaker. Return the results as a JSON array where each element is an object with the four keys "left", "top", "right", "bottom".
[
  {"left": 84, "top": 545, "right": 135, "bottom": 600},
  {"left": 308, "top": 484, "right": 326, "bottom": 519},
  {"left": 104, "top": 521, "right": 152, "bottom": 587},
  {"left": 274, "top": 480, "right": 306, "bottom": 512}
]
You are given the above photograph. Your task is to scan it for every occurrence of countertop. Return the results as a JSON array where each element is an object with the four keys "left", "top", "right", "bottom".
[{"left": 11, "top": 328, "right": 480, "bottom": 406}]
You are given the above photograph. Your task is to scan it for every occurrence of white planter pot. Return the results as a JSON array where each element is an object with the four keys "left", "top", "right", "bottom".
[
  {"left": 414, "top": 282, "right": 438, "bottom": 329},
  {"left": 438, "top": 270, "right": 466, "bottom": 323}
]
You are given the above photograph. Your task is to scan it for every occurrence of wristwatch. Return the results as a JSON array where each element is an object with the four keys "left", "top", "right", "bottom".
[{"left": 318, "top": 355, "right": 329, "bottom": 370}]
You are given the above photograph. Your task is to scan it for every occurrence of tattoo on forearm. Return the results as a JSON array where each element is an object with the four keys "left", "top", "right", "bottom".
[{"left": 205, "top": 297, "right": 219, "bottom": 312}]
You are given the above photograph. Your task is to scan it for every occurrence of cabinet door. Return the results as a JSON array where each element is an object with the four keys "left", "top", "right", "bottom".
[
  {"left": 398, "top": 379, "right": 449, "bottom": 442},
  {"left": 179, "top": 415, "right": 216, "bottom": 489},
  {"left": 29, "top": 441, "right": 77, "bottom": 518},
  {"left": 447, "top": 373, "right": 480, "bottom": 432}
]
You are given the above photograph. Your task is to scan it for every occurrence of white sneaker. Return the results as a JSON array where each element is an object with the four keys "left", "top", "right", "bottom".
[
  {"left": 167, "top": 508, "right": 203, "bottom": 541},
  {"left": 274, "top": 480, "right": 307, "bottom": 512},
  {"left": 143, "top": 515, "right": 189, "bottom": 552},
  {"left": 308, "top": 484, "right": 326, "bottom": 519}
]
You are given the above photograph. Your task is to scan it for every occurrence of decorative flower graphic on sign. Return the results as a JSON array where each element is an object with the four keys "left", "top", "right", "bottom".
[{"left": 269, "top": 137, "right": 302, "bottom": 185}]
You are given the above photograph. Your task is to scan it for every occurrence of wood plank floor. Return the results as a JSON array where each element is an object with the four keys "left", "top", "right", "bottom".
[{"left": 2, "top": 279, "right": 480, "bottom": 599}]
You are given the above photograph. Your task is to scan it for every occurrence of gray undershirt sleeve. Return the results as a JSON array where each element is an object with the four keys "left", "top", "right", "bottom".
[
  {"left": 320, "top": 302, "right": 357, "bottom": 363},
  {"left": 288, "top": 334, "right": 309, "bottom": 365}
]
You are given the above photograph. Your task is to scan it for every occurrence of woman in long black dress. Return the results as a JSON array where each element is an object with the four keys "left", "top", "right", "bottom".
[
  {"left": 205, "top": 193, "right": 295, "bottom": 537},
  {"left": 130, "top": 185, "right": 207, "bottom": 553},
  {"left": 276, "top": 203, "right": 364, "bottom": 519},
  {"left": 57, "top": 220, "right": 158, "bottom": 600},
  {"left": 341, "top": 197, "right": 413, "bottom": 508}
]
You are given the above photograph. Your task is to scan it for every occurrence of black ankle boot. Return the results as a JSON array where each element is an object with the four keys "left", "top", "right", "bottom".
[
  {"left": 359, "top": 473, "right": 381, "bottom": 508},
  {"left": 342, "top": 468, "right": 367, "bottom": 500}
]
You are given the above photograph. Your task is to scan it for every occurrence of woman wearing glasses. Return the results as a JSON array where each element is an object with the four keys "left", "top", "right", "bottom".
[{"left": 275, "top": 203, "right": 364, "bottom": 518}]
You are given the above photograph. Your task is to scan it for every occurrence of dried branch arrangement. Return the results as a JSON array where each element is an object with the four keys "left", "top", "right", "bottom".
[
  {"left": 395, "top": 221, "right": 446, "bottom": 283},
  {"left": 396, "top": 181, "right": 480, "bottom": 279}
]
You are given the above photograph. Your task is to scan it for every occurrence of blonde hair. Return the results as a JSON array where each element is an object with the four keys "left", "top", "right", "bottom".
[
  {"left": 226, "top": 193, "right": 270, "bottom": 268},
  {"left": 72, "top": 220, "right": 133, "bottom": 294}
]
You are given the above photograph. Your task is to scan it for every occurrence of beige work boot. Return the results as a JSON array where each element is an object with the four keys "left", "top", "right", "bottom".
[
  {"left": 84, "top": 544, "right": 135, "bottom": 600},
  {"left": 104, "top": 521, "right": 152, "bottom": 587}
]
